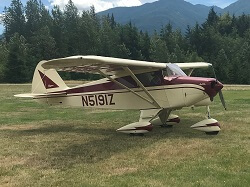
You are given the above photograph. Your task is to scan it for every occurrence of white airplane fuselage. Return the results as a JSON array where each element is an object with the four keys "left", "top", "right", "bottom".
[{"left": 35, "top": 75, "right": 223, "bottom": 110}]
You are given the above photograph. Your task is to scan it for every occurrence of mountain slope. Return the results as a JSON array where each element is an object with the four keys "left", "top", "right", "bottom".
[
  {"left": 98, "top": 0, "right": 250, "bottom": 33},
  {"left": 98, "top": 0, "right": 222, "bottom": 33},
  {"left": 223, "top": 0, "right": 250, "bottom": 16}
]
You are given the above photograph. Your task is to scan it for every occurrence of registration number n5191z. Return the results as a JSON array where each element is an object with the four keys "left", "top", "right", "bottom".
[{"left": 82, "top": 94, "right": 115, "bottom": 106}]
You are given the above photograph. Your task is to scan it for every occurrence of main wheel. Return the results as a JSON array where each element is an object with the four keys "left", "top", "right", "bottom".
[
  {"left": 160, "top": 124, "right": 173, "bottom": 128},
  {"left": 205, "top": 131, "right": 219, "bottom": 135},
  {"left": 130, "top": 133, "right": 144, "bottom": 136}
]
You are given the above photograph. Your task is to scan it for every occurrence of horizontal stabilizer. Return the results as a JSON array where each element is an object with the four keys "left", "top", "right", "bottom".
[{"left": 14, "top": 92, "right": 66, "bottom": 98}]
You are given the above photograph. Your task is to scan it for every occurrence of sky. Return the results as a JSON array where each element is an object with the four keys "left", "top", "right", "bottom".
[{"left": 0, "top": 0, "right": 239, "bottom": 34}]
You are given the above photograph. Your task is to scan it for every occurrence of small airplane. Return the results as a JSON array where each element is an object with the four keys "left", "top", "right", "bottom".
[{"left": 15, "top": 55, "right": 226, "bottom": 135}]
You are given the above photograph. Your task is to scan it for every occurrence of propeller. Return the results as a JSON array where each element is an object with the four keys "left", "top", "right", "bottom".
[
  {"left": 219, "top": 90, "right": 226, "bottom": 110},
  {"left": 211, "top": 66, "right": 227, "bottom": 110}
]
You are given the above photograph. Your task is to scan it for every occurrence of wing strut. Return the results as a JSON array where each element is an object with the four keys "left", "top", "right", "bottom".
[
  {"left": 158, "top": 108, "right": 172, "bottom": 123},
  {"left": 97, "top": 70, "right": 159, "bottom": 108},
  {"left": 123, "top": 67, "right": 161, "bottom": 108},
  {"left": 187, "top": 69, "right": 194, "bottom": 76}
]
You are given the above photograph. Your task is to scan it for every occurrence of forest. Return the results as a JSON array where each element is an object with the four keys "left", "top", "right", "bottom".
[{"left": 0, "top": 0, "right": 250, "bottom": 84}]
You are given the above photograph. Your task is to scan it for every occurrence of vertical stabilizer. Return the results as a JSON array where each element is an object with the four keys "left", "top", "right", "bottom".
[{"left": 32, "top": 61, "right": 68, "bottom": 94}]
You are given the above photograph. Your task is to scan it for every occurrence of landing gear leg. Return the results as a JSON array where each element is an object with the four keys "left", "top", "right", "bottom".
[
  {"left": 206, "top": 106, "right": 211, "bottom": 119},
  {"left": 158, "top": 109, "right": 173, "bottom": 128},
  {"left": 203, "top": 106, "right": 220, "bottom": 135}
]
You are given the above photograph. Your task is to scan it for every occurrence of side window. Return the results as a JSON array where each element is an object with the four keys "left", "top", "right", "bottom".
[{"left": 136, "top": 70, "right": 163, "bottom": 86}]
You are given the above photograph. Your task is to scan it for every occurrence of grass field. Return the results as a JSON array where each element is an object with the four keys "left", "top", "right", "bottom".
[{"left": 0, "top": 84, "right": 249, "bottom": 187}]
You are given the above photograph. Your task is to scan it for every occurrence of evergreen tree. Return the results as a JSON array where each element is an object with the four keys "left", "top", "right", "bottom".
[
  {"left": 110, "top": 13, "right": 116, "bottom": 29},
  {"left": 51, "top": 5, "right": 67, "bottom": 57},
  {"left": 170, "top": 44, "right": 186, "bottom": 62},
  {"left": 160, "top": 23, "right": 175, "bottom": 53},
  {"left": 1, "top": 1, "right": 250, "bottom": 84},
  {"left": 236, "top": 14, "right": 250, "bottom": 37},
  {"left": 39, "top": 1, "right": 53, "bottom": 30},
  {"left": 150, "top": 33, "right": 169, "bottom": 62},
  {"left": 214, "top": 49, "right": 229, "bottom": 82},
  {"left": 64, "top": 0, "right": 80, "bottom": 55},
  {"left": 79, "top": 6, "right": 100, "bottom": 55},
  {"left": 218, "top": 13, "right": 233, "bottom": 35},
  {"left": 99, "top": 16, "right": 117, "bottom": 56},
  {"left": 139, "top": 32, "right": 151, "bottom": 61},
  {"left": 0, "top": 41, "right": 8, "bottom": 81},
  {"left": 25, "top": 0, "right": 41, "bottom": 37},
  {"left": 120, "top": 22, "right": 143, "bottom": 60},
  {"left": 4, "top": 33, "right": 28, "bottom": 83},
  {"left": 29, "top": 26, "right": 56, "bottom": 61},
  {"left": 186, "top": 23, "right": 203, "bottom": 55},
  {"left": 204, "top": 7, "right": 219, "bottom": 28},
  {"left": 3, "top": 0, "right": 25, "bottom": 41},
  {"left": 237, "top": 42, "right": 250, "bottom": 84}
]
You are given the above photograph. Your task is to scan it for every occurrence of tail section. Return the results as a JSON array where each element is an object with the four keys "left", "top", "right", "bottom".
[{"left": 32, "top": 60, "right": 68, "bottom": 94}]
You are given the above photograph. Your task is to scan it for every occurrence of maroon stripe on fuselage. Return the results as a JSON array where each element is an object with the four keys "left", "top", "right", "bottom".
[
  {"left": 64, "top": 76, "right": 209, "bottom": 95},
  {"left": 49, "top": 75, "right": 220, "bottom": 97},
  {"left": 66, "top": 76, "right": 137, "bottom": 94},
  {"left": 33, "top": 86, "right": 205, "bottom": 101}
]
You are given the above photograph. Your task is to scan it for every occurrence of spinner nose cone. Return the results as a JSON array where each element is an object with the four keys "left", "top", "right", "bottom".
[
  {"left": 211, "top": 79, "right": 223, "bottom": 92},
  {"left": 207, "top": 79, "right": 224, "bottom": 100}
]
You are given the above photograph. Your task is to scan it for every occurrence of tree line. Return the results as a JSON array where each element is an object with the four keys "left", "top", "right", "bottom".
[{"left": 0, "top": 0, "right": 250, "bottom": 84}]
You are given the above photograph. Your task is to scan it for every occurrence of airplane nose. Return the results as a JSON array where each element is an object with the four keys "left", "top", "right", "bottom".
[
  {"left": 205, "top": 79, "right": 224, "bottom": 101},
  {"left": 211, "top": 80, "right": 223, "bottom": 92},
  {"left": 209, "top": 79, "right": 226, "bottom": 110}
]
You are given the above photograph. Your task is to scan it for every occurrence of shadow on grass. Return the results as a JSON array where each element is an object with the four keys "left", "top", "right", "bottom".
[{"left": 2, "top": 118, "right": 214, "bottom": 169}]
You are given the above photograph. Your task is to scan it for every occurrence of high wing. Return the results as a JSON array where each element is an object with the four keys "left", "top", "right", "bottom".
[
  {"left": 42, "top": 55, "right": 211, "bottom": 75},
  {"left": 42, "top": 55, "right": 165, "bottom": 75}
]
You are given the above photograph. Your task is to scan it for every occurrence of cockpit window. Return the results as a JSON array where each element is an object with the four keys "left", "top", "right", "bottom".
[
  {"left": 165, "top": 63, "right": 187, "bottom": 77},
  {"left": 136, "top": 70, "right": 163, "bottom": 86}
]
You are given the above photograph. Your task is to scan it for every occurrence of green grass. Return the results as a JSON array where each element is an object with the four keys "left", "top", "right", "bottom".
[{"left": 0, "top": 84, "right": 249, "bottom": 187}]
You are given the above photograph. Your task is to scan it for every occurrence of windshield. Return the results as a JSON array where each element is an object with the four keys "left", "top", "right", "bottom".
[{"left": 165, "top": 64, "right": 187, "bottom": 77}]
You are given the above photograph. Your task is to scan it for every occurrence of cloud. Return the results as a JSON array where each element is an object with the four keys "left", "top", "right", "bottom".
[
  {"left": 0, "top": 13, "right": 4, "bottom": 24},
  {"left": 49, "top": 0, "right": 143, "bottom": 12},
  {"left": 0, "top": 13, "right": 4, "bottom": 34}
]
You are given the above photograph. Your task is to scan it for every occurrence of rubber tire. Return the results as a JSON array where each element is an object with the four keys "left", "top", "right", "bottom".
[
  {"left": 205, "top": 131, "right": 219, "bottom": 135},
  {"left": 130, "top": 133, "right": 144, "bottom": 136},
  {"left": 160, "top": 124, "right": 173, "bottom": 128}
]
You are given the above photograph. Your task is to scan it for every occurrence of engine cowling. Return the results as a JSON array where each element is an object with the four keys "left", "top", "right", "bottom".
[{"left": 116, "top": 122, "right": 153, "bottom": 134}]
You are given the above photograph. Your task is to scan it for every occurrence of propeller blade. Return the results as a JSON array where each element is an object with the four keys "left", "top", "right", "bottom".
[
  {"left": 212, "top": 66, "right": 218, "bottom": 80},
  {"left": 219, "top": 90, "right": 226, "bottom": 110}
]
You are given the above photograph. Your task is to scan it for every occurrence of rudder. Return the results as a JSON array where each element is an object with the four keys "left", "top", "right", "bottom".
[{"left": 32, "top": 61, "right": 68, "bottom": 94}]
